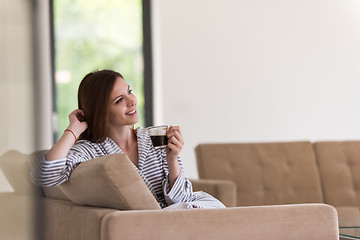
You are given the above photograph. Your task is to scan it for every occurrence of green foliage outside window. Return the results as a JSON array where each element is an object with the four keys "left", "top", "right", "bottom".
[{"left": 54, "top": 0, "right": 144, "bottom": 140}]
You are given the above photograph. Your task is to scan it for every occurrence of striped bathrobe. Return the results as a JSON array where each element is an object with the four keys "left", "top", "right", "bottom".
[{"left": 32, "top": 127, "right": 225, "bottom": 209}]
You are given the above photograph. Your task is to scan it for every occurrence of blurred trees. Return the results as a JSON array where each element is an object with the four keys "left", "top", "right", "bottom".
[{"left": 54, "top": 0, "right": 144, "bottom": 139}]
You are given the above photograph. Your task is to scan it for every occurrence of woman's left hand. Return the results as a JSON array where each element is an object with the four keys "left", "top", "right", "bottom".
[
  {"left": 165, "top": 126, "right": 184, "bottom": 187},
  {"left": 166, "top": 126, "right": 184, "bottom": 161}
]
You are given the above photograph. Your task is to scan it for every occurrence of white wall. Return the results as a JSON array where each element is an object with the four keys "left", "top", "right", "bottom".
[{"left": 152, "top": 0, "right": 360, "bottom": 178}]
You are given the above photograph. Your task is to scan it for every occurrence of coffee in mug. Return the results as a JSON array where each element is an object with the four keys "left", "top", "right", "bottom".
[{"left": 147, "top": 125, "right": 169, "bottom": 149}]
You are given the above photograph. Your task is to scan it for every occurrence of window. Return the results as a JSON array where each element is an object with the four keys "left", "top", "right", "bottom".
[{"left": 52, "top": 0, "right": 148, "bottom": 140}]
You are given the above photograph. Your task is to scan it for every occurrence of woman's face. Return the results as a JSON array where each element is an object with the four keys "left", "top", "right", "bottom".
[{"left": 107, "top": 77, "right": 139, "bottom": 129}]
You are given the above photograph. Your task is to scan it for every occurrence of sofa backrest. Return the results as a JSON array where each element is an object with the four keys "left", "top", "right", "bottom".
[
  {"left": 0, "top": 150, "right": 44, "bottom": 195},
  {"left": 0, "top": 149, "right": 70, "bottom": 200},
  {"left": 196, "top": 141, "right": 324, "bottom": 206},
  {"left": 314, "top": 141, "right": 360, "bottom": 207}
]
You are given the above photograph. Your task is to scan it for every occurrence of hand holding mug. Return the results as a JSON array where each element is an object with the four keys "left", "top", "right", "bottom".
[
  {"left": 148, "top": 125, "right": 184, "bottom": 154},
  {"left": 166, "top": 126, "right": 184, "bottom": 157}
]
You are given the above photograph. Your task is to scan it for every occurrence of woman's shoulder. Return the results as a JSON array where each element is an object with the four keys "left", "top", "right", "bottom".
[
  {"left": 74, "top": 138, "right": 98, "bottom": 147},
  {"left": 68, "top": 138, "right": 114, "bottom": 159}
]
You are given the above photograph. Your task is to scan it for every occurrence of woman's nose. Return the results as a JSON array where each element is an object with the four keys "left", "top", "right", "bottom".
[{"left": 127, "top": 95, "right": 137, "bottom": 107}]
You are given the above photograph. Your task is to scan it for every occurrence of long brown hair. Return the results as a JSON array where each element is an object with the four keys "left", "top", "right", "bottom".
[{"left": 77, "top": 69, "right": 123, "bottom": 142}]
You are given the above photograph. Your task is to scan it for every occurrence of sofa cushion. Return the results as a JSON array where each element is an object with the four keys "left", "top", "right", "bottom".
[
  {"left": 314, "top": 141, "right": 360, "bottom": 207},
  {"left": 58, "top": 153, "right": 161, "bottom": 210},
  {"left": 0, "top": 149, "right": 69, "bottom": 200},
  {"left": 0, "top": 150, "right": 42, "bottom": 195},
  {"left": 196, "top": 142, "right": 324, "bottom": 206},
  {"left": 42, "top": 185, "right": 70, "bottom": 201}
]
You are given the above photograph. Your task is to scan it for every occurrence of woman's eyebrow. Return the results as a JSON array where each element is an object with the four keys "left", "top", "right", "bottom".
[
  {"left": 112, "top": 85, "right": 130, "bottom": 102},
  {"left": 112, "top": 95, "right": 122, "bottom": 102}
]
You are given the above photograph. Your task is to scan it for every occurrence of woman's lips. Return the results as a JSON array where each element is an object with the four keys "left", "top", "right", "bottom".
[{"left": 126, "top": 109, "right": 137, "bottom": 115}]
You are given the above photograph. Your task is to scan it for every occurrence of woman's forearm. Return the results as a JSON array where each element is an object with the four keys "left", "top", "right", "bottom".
[
  {"left": 45, "top": 130, "right": 78, "bottom": 161},
  {"left": 46, "top": 109, "right": 88, "bottom": 161},
  {"left": 166, "top": 156, "right": 181, "bottom": 189}
]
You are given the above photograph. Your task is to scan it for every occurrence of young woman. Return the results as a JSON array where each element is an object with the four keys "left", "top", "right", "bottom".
[{"left": 32, "top": 69, "right": 225, "bottom": 209}]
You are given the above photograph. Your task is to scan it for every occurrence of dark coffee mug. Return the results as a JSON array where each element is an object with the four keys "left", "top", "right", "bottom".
[{"left": 147, "top": 125, "right": 169, "bottom": 149}]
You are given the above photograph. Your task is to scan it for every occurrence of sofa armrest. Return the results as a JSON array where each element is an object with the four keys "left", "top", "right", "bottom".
[
  {"left": 40, "top": 197, "right": 117, "bottom": 240},
  {"left": 101, "top": 203, "right": 339, "bottom": 240},
  {"left": 190, "top": 178, "right": 237, "bottom": 207}
]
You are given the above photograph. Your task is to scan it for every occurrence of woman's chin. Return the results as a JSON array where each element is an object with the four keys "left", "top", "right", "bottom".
[{"left": 130, "top": 116, "right": 140, "bottom": 125}]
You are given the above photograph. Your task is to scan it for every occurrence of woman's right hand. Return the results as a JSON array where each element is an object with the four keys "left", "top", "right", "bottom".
[
  {"left": 46, "top": 109, "right": 88, "bottom": 161},
  {"left": 67, "top": 109, "right": 88, "bottom": 138}
]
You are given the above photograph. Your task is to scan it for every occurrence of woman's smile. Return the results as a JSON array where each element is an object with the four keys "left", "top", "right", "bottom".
[{"left": 126, "top": 109, "right": 137, "bottom": 116}]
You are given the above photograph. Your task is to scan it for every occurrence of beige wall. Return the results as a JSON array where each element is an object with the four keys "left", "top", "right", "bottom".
[
  {"left": 152, "top": 0, "right": 360, "bottom": 178},
  {"left": 0, "top": 0, "right": 35, "bottom": 192},
  {"left": 0, "top": 0, "right": 52, "bottom": 192},
  {"left": 0, "top": 1, "right": 38, "bottom": 239},
  {"left": 0, "top": 0, "right": 52, "bottom": 238}
]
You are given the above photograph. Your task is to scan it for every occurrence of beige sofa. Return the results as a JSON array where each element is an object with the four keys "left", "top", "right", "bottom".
[
  {"left": 196, "top": 140, "right": 360, "bottom": 227},
  {"left": 0, "top": 149, "right": 339, "bottom": 240}
]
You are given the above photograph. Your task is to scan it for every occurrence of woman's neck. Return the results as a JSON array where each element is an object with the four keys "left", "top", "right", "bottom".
[{"left": 107, "top": 126, "right": 136, "bottom": 150}]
